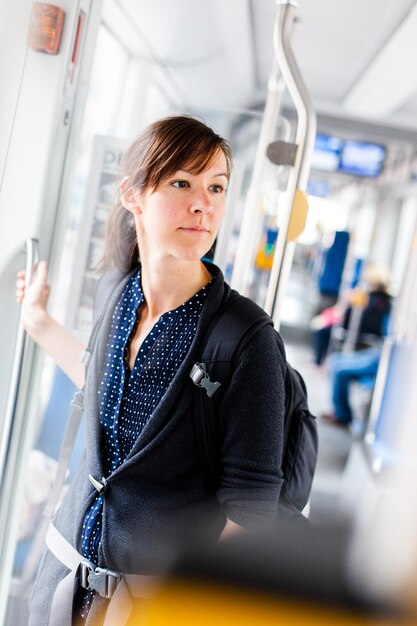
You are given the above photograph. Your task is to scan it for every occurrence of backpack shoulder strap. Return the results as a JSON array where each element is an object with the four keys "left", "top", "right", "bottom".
[
  {"left": 191, "top": 291, "right": 272, "bottom": 482},
  {"left": 92, "top": 269, "right": 126, "bottom": 325},
  {"left": 83, "top": 268, "right": 134, "bottom": 370},
  {"left": 200, "top": 291, "right": 272, "bottom": 363},
  {"left": 45, "top": 271, "right": 124, "bottom": 519}
]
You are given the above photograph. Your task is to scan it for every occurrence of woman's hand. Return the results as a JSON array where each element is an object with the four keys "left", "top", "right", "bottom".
[
  {"left": 16, "top": 261, "right": 51, "bottom": 336},
  {"left": 16, "top": 260, "right": 86, "bottom": 388}
]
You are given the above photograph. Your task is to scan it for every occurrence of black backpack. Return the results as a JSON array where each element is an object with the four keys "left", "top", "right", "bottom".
[{"left": 190, "top": 292, "right": 318, "bottom": 513}]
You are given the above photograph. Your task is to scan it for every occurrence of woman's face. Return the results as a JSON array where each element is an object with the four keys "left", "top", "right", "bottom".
[{"left": 132, "top": 150, "right": 229, "bottom": 263}]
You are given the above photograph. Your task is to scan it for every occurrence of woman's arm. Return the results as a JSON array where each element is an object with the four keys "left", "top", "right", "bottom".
[
  {"left": 16, "top": 261, "right": 86, "bottom": 388},
  {"left": 216, "top": 324, "right": 287, "bottom": 530}
]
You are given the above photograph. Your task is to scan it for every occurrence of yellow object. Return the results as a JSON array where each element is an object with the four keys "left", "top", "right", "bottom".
[
  {"left": 350, "top": 289, "right": 369, "bottom": 308},
  {"left": 255, "top": 244, "right": 275, "bottom": 270},
  {"left": 140, "top": 581, "right": 401, "bottom": 626},
  {"left": 287, "top": 189, "right": 308, "bottom": 241}
]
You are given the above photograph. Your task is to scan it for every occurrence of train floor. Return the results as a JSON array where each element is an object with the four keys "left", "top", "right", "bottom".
[{"left": 282, "top": 328, "right": 361, "bottom": 522}]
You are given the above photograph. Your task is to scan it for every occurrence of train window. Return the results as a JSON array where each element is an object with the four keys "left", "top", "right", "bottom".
[{"left": 83, "top": 25, "right": 130, "bottom": 136}]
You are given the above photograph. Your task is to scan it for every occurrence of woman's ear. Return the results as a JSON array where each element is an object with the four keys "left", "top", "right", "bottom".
[{"left": 119, "top": 176, "right": 141, "bottom": 214}]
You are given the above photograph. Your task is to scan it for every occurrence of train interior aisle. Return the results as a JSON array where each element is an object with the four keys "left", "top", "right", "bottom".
[
  {"left": 280, "top": 264, "right": 370, "bottom": 519},
  {"left": 2, "top": 0, "right": 417, "bottom": 624}
]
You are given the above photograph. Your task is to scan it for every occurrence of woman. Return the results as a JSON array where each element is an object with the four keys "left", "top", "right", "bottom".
[{"left": 17, "top": 116, "right": 286, "bottom": 625}]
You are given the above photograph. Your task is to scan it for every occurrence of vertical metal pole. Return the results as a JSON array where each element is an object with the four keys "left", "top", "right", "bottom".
[
  {"left": 230, "top": 58, "right": 285, "bottom": 294},
  {"left": 0, "top": 238, "right": 39, "bottom": 625},
  {"left": 0, "top": 238, "right": 39, "bottom": 488},
  {"left": 264, "top": 0, "right": 317, "bottom": 328}
]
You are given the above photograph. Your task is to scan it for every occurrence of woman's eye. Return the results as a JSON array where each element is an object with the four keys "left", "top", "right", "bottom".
[
  {"left": 172, "top": 180, "right": 190, "bottom": 189},
  {"left": 210, "top": 184, "right": 226, "bottom": 194}
]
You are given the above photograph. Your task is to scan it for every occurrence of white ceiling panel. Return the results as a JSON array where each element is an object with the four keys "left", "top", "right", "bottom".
[
  {"left": 118, "top": 0, "right": 256, "bottom": 109},
  {"left": 288, "top": 0, "right": 417, "bottom": 105},
  {"left": 342, "top": 3, "right": 417, "bottom": 118},
  {"left": 112, "top": 0, "right": 417, "bottom": 136}
]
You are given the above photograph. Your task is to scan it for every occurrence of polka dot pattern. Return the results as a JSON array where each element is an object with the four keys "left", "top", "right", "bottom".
[{"left": 79, "top": 269, "right": 210, "bottom": 615}]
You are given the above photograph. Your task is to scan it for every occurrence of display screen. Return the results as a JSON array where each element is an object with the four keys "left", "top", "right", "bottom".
[
  {"left": 339, "top": 140, "right": 386, "bottom": 177},
  {"left": 312, "top": 134, "right": 386, "bottom": 177}
]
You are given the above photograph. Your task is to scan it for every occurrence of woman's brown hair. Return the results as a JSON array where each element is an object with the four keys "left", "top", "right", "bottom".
[{"left": 102, "top": 115, "right": 232, "bottom": 272}]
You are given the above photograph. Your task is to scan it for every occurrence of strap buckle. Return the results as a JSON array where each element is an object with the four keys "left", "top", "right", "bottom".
[
  {"left": 71, "top": 390, "right": 84, "bottom": 408},
  {"left": 190, "top": 363, "right": 221, "bottom": 398},
  {"left": 80, "top": 560, "right": 121, "bottom": 598},
  {"left": 88, "top": 474, "right": 108, "bottom": 493},
  {"left": 81, "top": 348, "right": 91, "bottom": 368}
]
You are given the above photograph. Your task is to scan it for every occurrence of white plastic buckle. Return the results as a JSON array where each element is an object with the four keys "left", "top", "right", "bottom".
[
  {"left": 80, "top": 560, "right": 121, "bottom": 598},
  {"left": 88, "top": 474, "right": 108, "bottom": 493},
  {"left": 190, "top": 363, "right": 221, "bottom": 398}
]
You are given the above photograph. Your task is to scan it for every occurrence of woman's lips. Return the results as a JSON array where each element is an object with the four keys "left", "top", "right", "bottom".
[{"left": 180, "top": 227, "right": 209, "bottom": 233}]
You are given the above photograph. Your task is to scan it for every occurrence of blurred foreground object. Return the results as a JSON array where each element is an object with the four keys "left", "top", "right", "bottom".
[{"left": 139, "top": 520, "right": 414, "bottom": 625}]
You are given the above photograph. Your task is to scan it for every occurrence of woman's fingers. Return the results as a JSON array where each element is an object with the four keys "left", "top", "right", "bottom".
[
  {"left": 16, "top": 261, "right": 50, "bottom": 304},
  {"left": 29, "top": 261, "right": 46, "bottom": 294},
  {"left": 16, "top": 273, "right": 26, "bottom": 303},
  {"left": 29, "top": 261, "right": 50, "bottom": 303},
  {"left": 35, "top": 260, "right": 48, "bottom": 284}
]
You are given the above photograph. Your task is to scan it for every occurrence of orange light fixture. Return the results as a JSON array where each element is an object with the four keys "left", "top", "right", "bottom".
[{"left": 27, "top": 3, "right": 65, "bottom": 55}]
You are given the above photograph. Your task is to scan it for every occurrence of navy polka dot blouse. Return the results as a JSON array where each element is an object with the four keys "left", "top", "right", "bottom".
[{"left": 80, "top": 269, "right": 211, "bottom": 567}]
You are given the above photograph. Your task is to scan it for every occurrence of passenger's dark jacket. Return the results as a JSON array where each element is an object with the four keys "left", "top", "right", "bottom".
[
  {"left": 343, "top": 289, "right": 392, "bottom": 338},
  {"left": 28, "top": 263, "right": 286, "bottom": 625}
]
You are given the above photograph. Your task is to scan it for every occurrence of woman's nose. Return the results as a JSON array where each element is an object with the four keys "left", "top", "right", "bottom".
[{"left": 190, "top": 190, "right": 213, "bottom": 214}]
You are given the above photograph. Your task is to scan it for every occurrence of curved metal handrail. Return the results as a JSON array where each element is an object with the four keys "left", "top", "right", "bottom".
[
  {"left": 275, "top": 0, "right": 316, "bottom": 191},
  {"left": 0, "top": 238, "right": 39, "bottom": 489},
  {"left": 264, "top": 0, "right": 317, "bottom": 322}
]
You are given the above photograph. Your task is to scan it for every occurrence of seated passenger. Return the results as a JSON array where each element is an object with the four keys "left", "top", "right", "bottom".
[
  {"left": 321, "top": 347, "right": 381, "bottom": 427},
  {"left": 341, "top": 269, "right": 391, "bottom": 349},
  {"left": 310, "top": 264, "right": 391, "bottom": 366}
]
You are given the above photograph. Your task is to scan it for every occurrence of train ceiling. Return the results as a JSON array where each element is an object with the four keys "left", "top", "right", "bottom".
[{"left": 110, "top": 0, "right": 417, "bottom": 137}]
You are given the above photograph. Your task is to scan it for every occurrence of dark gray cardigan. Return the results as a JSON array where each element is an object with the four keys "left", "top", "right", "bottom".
[{"left": 28, "top": 263, "right": 286, "bottom": 625}]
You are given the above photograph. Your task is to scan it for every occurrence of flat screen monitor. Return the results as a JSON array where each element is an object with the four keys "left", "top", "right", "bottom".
[
  {"left": 339, "top": 140, "right": 386, "bottom": 177},
  {"left": 311, "top": 134, "right": 386, "bottom": 177}
]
